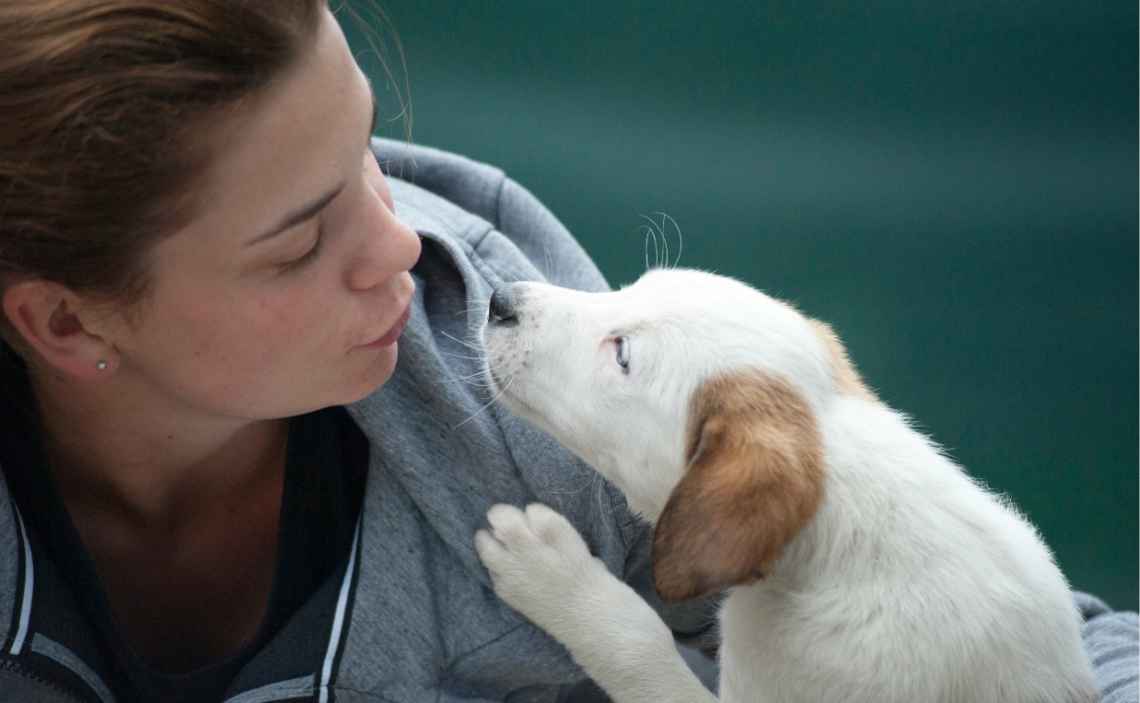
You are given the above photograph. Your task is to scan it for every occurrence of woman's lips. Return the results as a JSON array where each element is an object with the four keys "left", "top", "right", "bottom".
[{"left": 361, "top": 304, "right": 411, "bottom": 348}]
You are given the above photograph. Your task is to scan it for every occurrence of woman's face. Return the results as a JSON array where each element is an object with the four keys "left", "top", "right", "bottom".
[{"left": 103, "top": 7, "right": 421, "bottom": 421}]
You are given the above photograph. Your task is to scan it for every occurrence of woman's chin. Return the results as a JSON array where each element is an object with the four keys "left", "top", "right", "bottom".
[{"left": 343, "top": 341, "right": 400, "bottom": 404}]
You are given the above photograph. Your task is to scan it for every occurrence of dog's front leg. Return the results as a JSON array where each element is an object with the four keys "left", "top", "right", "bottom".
[{"left": 476, "top": 503, "right": 718, "bottom": 703}]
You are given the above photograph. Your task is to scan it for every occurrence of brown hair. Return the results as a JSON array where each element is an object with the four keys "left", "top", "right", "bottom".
[{"left": 0, "top": 0, "right": 325, "bottom": 314}]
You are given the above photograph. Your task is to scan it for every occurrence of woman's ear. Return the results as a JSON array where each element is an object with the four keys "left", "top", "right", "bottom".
[
  {"left": 652, "top": 371, "right": 825, "bottom": 602},
  {"left": 2, "top": 279, "right": 119, "bottom": 379}
]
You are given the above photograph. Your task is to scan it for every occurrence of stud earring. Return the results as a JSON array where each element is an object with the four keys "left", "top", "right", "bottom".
[{"left": 96, "top": 360, "right": 108, "bottom": 371}]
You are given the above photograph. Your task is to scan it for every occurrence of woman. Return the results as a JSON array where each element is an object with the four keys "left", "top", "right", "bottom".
[{"left": 0, "top": 2, "right": 1132, "bottom": 702}]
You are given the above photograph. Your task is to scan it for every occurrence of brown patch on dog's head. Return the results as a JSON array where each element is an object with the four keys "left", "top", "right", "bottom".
[
  {"left": 652, "top": 371, "right": 826, "bottom": 602},
  {"left": 807, "top": 319, "right": 876, "bottom": 401}
]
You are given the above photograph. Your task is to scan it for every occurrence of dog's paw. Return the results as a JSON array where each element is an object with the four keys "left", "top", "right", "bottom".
[{"left": 475, "top": 503, "right": 605, "bottom": 627}]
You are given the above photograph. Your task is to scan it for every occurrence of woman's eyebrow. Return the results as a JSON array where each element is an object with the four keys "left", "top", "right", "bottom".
[
  {"left": 246, "top": 183, "right": 345, "bottom": 246},
  {"left": 248, "top": 82, "right": 378, "bottom": 248}
]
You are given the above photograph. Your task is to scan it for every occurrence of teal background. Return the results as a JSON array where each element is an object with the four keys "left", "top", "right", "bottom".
[{"left": 345, "top": 2, "right": 1137, "bottom": 609}]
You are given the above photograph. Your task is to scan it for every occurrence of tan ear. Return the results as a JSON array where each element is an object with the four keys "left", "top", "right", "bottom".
[{"left": 652, "top": 371, "right": 825, "bottom": 602}]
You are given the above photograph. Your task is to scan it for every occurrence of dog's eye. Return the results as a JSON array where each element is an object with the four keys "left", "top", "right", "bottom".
[{"left": 615, "top": 336, "right": 631, "bottom": 373}]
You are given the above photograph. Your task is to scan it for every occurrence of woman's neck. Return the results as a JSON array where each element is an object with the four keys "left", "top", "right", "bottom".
[{"left": 28, "top": 364, "right": 290, "bottom": 529}]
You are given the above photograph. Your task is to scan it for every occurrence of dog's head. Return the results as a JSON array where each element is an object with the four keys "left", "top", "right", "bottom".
[{"left": 481, "top": 269, "right": 872, "bottom": 601}]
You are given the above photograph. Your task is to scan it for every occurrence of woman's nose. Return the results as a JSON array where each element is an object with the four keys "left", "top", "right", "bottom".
[{"left": 346, "top": 201, "right": 421, "bottom": 292}]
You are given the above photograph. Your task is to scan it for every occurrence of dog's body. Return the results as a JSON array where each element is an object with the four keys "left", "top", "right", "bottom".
[{"left": 474, "top": 269, "right": 1097, "bottom": 703}]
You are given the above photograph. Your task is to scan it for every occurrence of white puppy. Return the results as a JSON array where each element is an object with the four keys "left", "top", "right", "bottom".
[{"left": 474, "top": 269, "right": 1097, "bottom": 703}]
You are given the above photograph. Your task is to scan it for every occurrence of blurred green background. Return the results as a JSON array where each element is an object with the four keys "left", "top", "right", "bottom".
[{"left": 344, "top": 2, "right": 1137, "bottom": 609}]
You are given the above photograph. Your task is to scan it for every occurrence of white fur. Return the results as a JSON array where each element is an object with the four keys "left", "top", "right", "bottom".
[{"left": 474, "top": 269, "right": 1096, "bottom": 703}]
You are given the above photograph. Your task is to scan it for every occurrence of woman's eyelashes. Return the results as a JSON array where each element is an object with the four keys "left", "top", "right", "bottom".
[{"left": 274, "top": 164, "right": 365, "bottom": 273}]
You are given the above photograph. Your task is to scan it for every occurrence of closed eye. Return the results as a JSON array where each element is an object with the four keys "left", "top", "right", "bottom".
[{"left": 278, "top": 227, "right": 324, "bottom": 271}]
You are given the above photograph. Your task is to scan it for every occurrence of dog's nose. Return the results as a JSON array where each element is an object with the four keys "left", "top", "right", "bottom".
[{"left": 488, "top": 286, "right": 519, "bottom": 326}]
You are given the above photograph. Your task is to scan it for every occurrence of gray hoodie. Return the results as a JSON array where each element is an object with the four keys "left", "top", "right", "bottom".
[{"left": 0, "top": 139, "right": 1133, "bottom": 702}]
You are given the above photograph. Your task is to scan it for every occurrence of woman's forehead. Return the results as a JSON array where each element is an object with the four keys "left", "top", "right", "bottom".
[{"left": 179, "top": 9, "right": 369, "bottom": 245}]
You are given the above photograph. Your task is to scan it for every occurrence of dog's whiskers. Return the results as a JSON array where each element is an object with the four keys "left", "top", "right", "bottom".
[
  {"left": 654, "top": 211, "right": 683, "bottom": 268},
  {"left": 454, "top": 302, "right": 489, "bottom": 318},
  {"left": 440, "top": 370, "right": 496, "bottom": 387},
  {"left": 437, "top": 349, "right": 484, "bottom": 362},
  {"left": 440, "top": 330, "right": 483, "bottom": 353},
  {"left": 641, "top": 221, "right": 662, "bottom": 272},
  {"left": 643, "top": 213, "right": 667, "bottom": 269},
  {"left": 453, "top": 367, "right": 491, "bottom": 381},
  {"left": 452, "top": 375, "right": 514, "bottom": 430},
  {"left": 442, "top": 378, "right": 496, "bottom": 390},
  {"left": 444, "top": 368, "right": 497, "bottom": 389},
  {"left": 640, "top": 211, "right": 683, "bottom": 270},
  {"left": 642, "top": 224, "right": 651, "bottom": 272}
]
